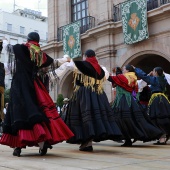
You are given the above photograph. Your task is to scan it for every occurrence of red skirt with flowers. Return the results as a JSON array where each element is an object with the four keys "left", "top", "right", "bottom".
[{"left": 0, "top": 78, "right": 74, "bottom": 148}]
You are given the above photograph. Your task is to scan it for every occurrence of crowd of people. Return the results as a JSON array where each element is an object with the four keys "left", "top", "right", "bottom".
[{"left": 0, "top": 32, "right": 170, "bottom": 157}]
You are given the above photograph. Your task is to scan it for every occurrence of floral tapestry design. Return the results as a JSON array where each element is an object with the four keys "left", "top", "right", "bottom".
[
  {"left": 121, "top": 0, "right": 149, "bottom": 44},
  {"left": 63, "top": 22, "right": 81, "bottom": 58}
]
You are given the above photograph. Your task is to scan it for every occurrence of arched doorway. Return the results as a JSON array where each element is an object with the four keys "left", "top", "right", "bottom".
[
  {"left": 126, "top": 54, "right": 170, "bottom": 99},
  {"left": 59, "top": 71, "right": 74, "bottom": 99},
  {"left": 128, "top": 54, "right": 170, "bottom": 73}
]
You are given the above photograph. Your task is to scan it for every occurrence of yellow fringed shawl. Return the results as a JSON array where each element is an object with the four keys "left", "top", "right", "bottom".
[
  {"left": 73, "top": 69, "right": 105, "bottom": 94},
  {"left": 148, "top": 93, "right": 170, "bottom": 106},
  {"left": 124, "top": 72, "right": 138, "bottom": 87}
]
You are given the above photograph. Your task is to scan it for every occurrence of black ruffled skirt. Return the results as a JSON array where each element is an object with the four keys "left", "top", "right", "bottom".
[
  {"left": 65, "top": 86, "right": 123, "bottom": 144},
  {"left": 148, "top": 94, "right": 170, "bottom": 135},
  {"left": 112, "top": 94, "right": 163, "bottom": 142}
]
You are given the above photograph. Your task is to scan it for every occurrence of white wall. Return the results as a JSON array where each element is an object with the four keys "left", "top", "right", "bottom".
[{"left": 0, "top": 10, "right": 48, "bottom": 89}]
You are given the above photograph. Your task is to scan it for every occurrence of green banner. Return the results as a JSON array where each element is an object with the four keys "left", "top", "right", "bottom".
[
  {"left": 63, "top": 22, "right": 81, "bottom": 58},
  {"left": 121, "top": 0, "right": 149, "bottom": 44}
]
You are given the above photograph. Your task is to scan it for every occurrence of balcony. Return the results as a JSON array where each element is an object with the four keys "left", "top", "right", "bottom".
[
  {"left": 113, "top": 0, "right": 170, "bottom": 22},
  {"left": 57, "top": 16, "right": 95, "bottom": 42}
]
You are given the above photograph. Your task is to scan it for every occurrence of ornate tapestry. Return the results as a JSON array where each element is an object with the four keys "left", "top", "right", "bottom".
[
  {"left": 63, "top": 22, "right": 81, "bottom": 58},
  {"left": 121, "top": 0, "right": 149, "bottom": 44}
]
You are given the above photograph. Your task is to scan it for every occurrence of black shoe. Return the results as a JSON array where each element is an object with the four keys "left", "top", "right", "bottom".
[
  {"left": 166, "top": 135, "right": 169, "bottom": 142},
  {"left": 79, "top": 146, "right": 93, "bottom": 152},
  {"left": 39, "top": 143, "right": 53, "bottom": 156},
  {"left": 121, "top": 141, "right": 132, "bottom": 147},
  {"left": 13, "top": 148, "right": 21, "bottom": 157},
  {"left": 153, "top": 141, "right": 166, "bottom": 145},
  {"left": 132, "top": 139, "right": 137, "bottom": 143}
]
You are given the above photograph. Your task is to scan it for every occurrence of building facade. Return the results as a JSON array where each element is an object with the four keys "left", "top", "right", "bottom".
[
  {"left": 0, "top": 9, "right": 48, "bottom": 88},
  {"left": 43, "top": 0, "right": 170, "bottom": 102}
]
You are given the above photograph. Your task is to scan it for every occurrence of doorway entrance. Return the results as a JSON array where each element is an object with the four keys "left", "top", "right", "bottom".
[{"left": 129, "top": 54, "right": 170, "bottom": 73}]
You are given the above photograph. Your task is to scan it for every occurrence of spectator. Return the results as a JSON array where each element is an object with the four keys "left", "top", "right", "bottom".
[
  {"left": 3, "top": 103, "right": 8, "bottom": 115},
  {"left": 61, "top": 98, "right": 69, "bottom": 121}
]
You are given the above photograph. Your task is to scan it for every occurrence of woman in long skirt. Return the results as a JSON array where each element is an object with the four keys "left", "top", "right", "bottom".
[
  {"left": 0, "top": 32, "right": 74, "bottom": 156},
  {"left": 134, "top": 66, "right": 170, "bottom": 144},
  {"left": 65, "top": 49, "right": 123, "bottom": 151},
  {"left": 108, "top": 65, "right": 163, "bottom": 146}
]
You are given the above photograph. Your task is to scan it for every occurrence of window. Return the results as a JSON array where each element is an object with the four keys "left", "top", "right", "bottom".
[
  {"left": 71, "top": 0, "right": 88, "bottom": 22},
  {"left": 20, "top": 26, "right": 25, "bottom": 34},
  {"left": 7, "top": 23, "right": 12, "bottom": 32}
]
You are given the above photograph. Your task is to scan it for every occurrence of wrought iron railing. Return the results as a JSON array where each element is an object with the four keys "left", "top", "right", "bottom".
[
  {"left": 113, "top": 0, "right": 170, "bottom": 22},
  {"left": 57, "top": 16, "right": 95, "bottom": 42}
]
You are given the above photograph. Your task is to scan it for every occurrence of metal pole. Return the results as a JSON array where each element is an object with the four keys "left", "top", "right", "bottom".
[
  {"left": 38, "top": 0, "right": 41, "bottom": 11},
  {"left": 13, "top": 0, "right": 15, "bottom": 12}
]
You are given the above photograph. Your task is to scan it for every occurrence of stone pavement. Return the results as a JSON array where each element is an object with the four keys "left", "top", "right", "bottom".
[{"left": 0, "top": 140, "right": 170, "bottom": 170}]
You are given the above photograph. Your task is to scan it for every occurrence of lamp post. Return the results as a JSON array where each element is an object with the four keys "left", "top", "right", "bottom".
[{"left": 13, "top": 0, "right": 16, "bottom": 12}]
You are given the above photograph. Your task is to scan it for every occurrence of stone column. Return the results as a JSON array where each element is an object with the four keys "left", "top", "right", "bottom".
[{"left": 48, "top": 0, "right": 58, "bottom": 42}]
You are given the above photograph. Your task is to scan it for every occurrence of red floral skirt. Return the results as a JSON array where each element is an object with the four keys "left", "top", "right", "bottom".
[{"left": 0, "top": 78, "right": 74, "bottom": 148}]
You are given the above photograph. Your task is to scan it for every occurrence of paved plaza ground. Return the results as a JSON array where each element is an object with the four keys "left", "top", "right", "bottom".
[{"left": 0, "top": 140, "right": 170, "bottom": 170}]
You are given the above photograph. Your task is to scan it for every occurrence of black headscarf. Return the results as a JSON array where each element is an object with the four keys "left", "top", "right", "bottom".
[
  {"left": 27, "top": 32, "right": 40, "bottom": 43},
  {"left": 85, "top": 49, "right": 96, "bottom": 57}
]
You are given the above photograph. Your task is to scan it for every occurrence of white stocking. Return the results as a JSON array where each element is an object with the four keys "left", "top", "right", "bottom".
[
  {"left": 80, "top": 140, "right": 92, "bottom": 149},
  {"left": 159, "top": 134, "right": 166, "bottom": 143},
  {"left": 86, "top": 141, "right": 92, "bottom": 147},
  {"left": 38, "top": 142, "right": 44, "bottom": 149}
]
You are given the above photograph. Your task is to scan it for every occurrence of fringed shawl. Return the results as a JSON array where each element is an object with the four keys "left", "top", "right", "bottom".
[
  {"left": 73, "top": 68, "right": 105, "bottom": 94},
  {"left": 110, "top": 72, "right": 138, "bottom": 93},
  {"left": 25, "top": 41, "right": 47, "bottom": 67}
]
